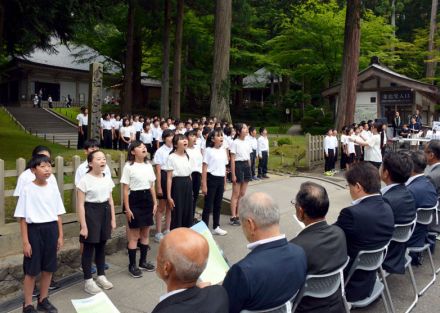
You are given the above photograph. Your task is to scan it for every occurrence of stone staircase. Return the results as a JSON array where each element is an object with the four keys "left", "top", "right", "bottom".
[{"left": 5, "top": 107, "right": 78, "bottom": 148}]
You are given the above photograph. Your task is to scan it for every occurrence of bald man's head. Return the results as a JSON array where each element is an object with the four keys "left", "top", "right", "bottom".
[{"left": 157, "top": 228, "right": 209, "bottom": 285}]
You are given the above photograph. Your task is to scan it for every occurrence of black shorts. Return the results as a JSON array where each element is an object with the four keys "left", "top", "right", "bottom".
[
  {"left": 234, "top": 161, "right": 251, "bottom": 183},
  {"left": 128, "top": 189, "right": 154, "bottom": 228},
  {"left": 157, "top": 170, "right": 168, "bottom": 200},
  {"left": 80, "top": 201, "right": 112, "bottom": 244},
  {"left": 346, "top": 153, "right": 355, "bottom": 164},
  {"left": 23, "top": 221, "right": 59, "bottom": 276}
]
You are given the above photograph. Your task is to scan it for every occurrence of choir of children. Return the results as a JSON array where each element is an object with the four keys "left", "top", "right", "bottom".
[{"left": 14, "top": 117, "right": 271, "bottom": 306}]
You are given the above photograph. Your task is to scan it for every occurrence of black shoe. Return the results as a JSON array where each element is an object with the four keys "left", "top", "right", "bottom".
[
  {"left": 37, "top": 297, "right": 58, "bottom": 313},
  {"left": 48, "top": 280, "right": 60, "bottom": 290},
  {"left": 23, "top": 304, "right": 37, "bottom": 313},
  {"left": 229, "top": 217, "right": 235, "bottom": 225},
  {"left": 129, "top": 265, "right": 143, "bottom": 278},
  {"left": 233, "top": 217, "right": 241, "bottom": 226},
  {"left": 32, "top": 286, "right": 39, "bottom": 297},
  {"left": 139, "top": 261, "right": 156, "bottom": 272},
  {"left": 262, "top": 175, "right": 269, "bottom": 179}
]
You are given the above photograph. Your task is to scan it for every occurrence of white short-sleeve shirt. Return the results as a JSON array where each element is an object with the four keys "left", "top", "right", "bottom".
[
  {"left": 120, "top": 126, "right": 133, "bottom": 138},
  {"left": 167, "top": 153, "right": 192, "bottom": 177},
  {"left": 77, "top": 174, "right": 115, "bottom": 203},
  {"left": 101, "top": 120, "right": 113, "bottom": 130},
  {"left": 120, "top": 162, "right": 156, "bottom": 191},
  {"left": 364, "top": 134, "right": 382, "bottom": 163},
  {"left": 14, "top": 169, "right": 58, "bottom": 197},
  {"left": 230, "top": 138, "right": 252, "bottom": 161},
  {"left": 75, "top": 161, "right": 112, "bottom": 186},
  {"left": 140, "top": 131, "right": 153, "bottom": 144},
  {"left": 153, "top": 145, "right": 173, "bottom": 170},
  {"left": 77, "top": 113, "right": 88, "bottom": 126},
  {"left": 247, "top": 136, "right": 258, "bottom": 150},
  {"left": 203, "top": 147, "right": 229, "bottom": 177},
  {"left": 14, "top": 182, "right": 66, "bottom": 223},
  {"left": 186, "top": 146, "right": 203, "bottom": 173}
]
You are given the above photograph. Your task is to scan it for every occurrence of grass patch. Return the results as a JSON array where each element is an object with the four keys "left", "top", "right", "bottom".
[
  {"left": 51, "top": 107, "right": 80, "bottom": 124},
  {"left": 267, "top": 135, "right": 306, "bottom": 173}
]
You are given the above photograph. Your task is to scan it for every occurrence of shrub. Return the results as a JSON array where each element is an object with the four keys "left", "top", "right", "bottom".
[{"left": 277, "top": 137, "right": 292, "bottom": 146}]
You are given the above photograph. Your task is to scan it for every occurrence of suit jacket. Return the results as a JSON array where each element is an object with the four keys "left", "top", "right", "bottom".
[
  {"left": 393, "top": 117, "right": 402, "bottom": 129},
  {"left": 290, "top": 221, "right": 347, "bottom": 313},
  {"left": 406, "top": 175, "right": 438, "bottom": 248},
  {"left": 382, "top": 184, "right": 417, "bottom": 274},
  {"left": 223, "top": 238, "right": 307, "bottom": 313},
  {"left": 151, "top": 286, "right": 228, "bottom": 313},
  {"left": 335, "top": 195, "right": 394, "bottom": 302},
  {"left": 426, "top": 165, "right": 440, "bottom": 233}
]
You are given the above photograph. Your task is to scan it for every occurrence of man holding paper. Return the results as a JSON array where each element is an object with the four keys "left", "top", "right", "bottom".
[
  {"left": 222, "top": 192, "right": 307, "bottom": 313},
  {"left": 152, "top": 228, "right": 228, "bottom": 313}
]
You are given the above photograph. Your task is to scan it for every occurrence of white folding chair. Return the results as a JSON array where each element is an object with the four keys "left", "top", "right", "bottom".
[
  {"left": 239, "top": 292, "right": 297, "bottom": 313},
  {"left": 407, "top": 206, "right": 437, "bottom": 296},
  {"left": 344, "top": 245, "right": 391, "bottom": 313},
  {"left": 382, "top": 219, "right": 417, "bottom": 313},
  {"left": 427, "top": 200, "right": 440, "bottom": 274},
  {"left": 291, "top": 257, "right": 350, "bottom": 313}
]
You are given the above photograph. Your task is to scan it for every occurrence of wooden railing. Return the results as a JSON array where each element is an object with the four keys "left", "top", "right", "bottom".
[{"left": 305, "top": 133, "right": 326, "bottom": 169}]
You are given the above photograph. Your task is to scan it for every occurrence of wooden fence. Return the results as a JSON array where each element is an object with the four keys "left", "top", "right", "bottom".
[
  {"left": 305, "top": 133, "right": 326, "bottom": 169},
  {"left": 0, "top": 154, "right": 126, "bottom": 229}
]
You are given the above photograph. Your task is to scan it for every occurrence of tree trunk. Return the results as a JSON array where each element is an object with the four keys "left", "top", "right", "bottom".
[
  {"left": 210, "top": 0, "right": 232, "bottom": 122},
  {"left": 391, "top": 0, "right": 396, "bottom": 31},
  {"left": 132, "top": 16, "right": 143, "bottom": 109},
  {"left": 160, "top": 0, "right": 171, "bottom": 118},
  {"left": 122, "top": 0, "right": 135, "bottom": 115},
  {"left": 281, "top": 75, "right": 290, "bottom": 96},
  {"left": 171, "top": 0, "right": 184, "bottom": 119},
  {"left": 336, "top": 0, "right": 361, "bottom": 130},
  {"left": 426, "top": 0, "right": 438, "bottom": 81},
  {"left": 234, "top": 75, "right": 243, "bottom": 109},
  {"left": 0, "top": 1, "right": 4, "bottom": 55}
]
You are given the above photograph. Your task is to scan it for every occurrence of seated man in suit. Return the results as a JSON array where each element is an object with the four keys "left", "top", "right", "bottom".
[
  {"left": 291, "top": 182, "right": 347, "bottom": 313},
  {"left": 223, "top": 192, "right": 307, "bottom": 313},
  {"left": 152, "top": 228, "right": 228, "bottom": 313},
  {"left": 335, "top": 162, "right": 394, "bottom": 302},
  {"left": 406, "top": 151, "right": 438, "bottom": 262},
  {"left": 424, "top": 141, "right": 440, "bottom": 234},
  {"left": 380, "top": 151, "right": 417, "bottom": 274}
]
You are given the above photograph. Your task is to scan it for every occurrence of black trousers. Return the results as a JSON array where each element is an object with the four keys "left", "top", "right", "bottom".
[
  {"left": 77, "top": 125, "right": 88, "bottom": 150},
  {"left": 191, "top": 172, "right": 201, "bottom": 219},
  {"left": 324, "top": 149, "right": 335, "bottom": 171},
  {"left": 340, "top": 146, "right": 346, "bottom": 170},
  {"left": 250, "top": 149, "right": 257, "bottom": 177},
  {"left": 258, "top": 151, "right": 268, "bottom": 176},
  {"left": 202, "top": 174, "right": 225, "bottom": 229},
  {"left": 103, "top": 129, "right": 112, "bottom": 149},
  {"left": 82, "top": 241, "right": 106, "bottom": 279},
  {"left": 113, "top": 130, "right": 119, "bottom": 150}
]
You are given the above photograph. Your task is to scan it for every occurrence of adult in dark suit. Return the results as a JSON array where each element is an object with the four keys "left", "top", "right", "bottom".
[
  {"left": 405, "top": 151, "right": 438, "bottom": 251},
  {"left": 392, "top": 111, "right": 402, "bottom": 137},
  {"left": 424, "top": 141, "right": 440, "bottom": 234},
  {"left": 380, "top": 151, "right": 417, "bottom": 274},
  {"left": 290, "top": 182, "right": 347, "bottom": 313},
  {"left": 335, "top": 162, "right": 394, "bottom": 302},
  {"left": 152, "top": 228, "right": 228, "bottom": 313},
  {"left": 223, "top": 192, "right": 307, "bottom": 313}
]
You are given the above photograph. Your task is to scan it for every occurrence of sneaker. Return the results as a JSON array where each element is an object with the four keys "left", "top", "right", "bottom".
[
  {"left": 23, "top": 304, "right": 37, "bottom": 313},
  {"left": 252, "top": 176, "right": 259, "bottom": 181},
  {"left": 32, "top": 286, "right": 39, "bottom": 297},
  {"left": 233, "top": 218, "right": 241, "bottom": 226},
  {"left": 104, "top": 263, "right": 110, "bottom": 270},
  {"left": 262, "top": 175, "right": 269, "bottom": 179},
  {"left": 154, "top": 232, "right": 164, "bottom": 243},
  {"left": 129, "top": 265, "right": 143, "bottom": 278},
  {"left": 229, "top": 217, "right": 236, "bottom": 225},
  {"left": 37, "top": 297, "right": 58, "bottom": 313},
  {"left": 213, "top": 227, "right": 228, "bottom": 236},
  {"left": 139, "top": 261, "right": 156, "bottom": 272},
  {"left": 91, "top": 265, "right": 97, "bottom": 274},
  {"left": 96, "top": 275, "right": 113, "bottom": 290},
  {"left": 48, "top": 280, "right": 60, "bottom": 290},
  {"left": 163, "top": 229, "right": 170, "bottom": 235},
  {"left": 84, "top": 278, "right": 102, "bottom": 295}
]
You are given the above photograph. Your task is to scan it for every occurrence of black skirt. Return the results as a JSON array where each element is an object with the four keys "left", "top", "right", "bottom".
[
  {"left": 171, "top": 176, "right": 193, "bottom": 229},
  {"left": 158, "top": 169, "right": 168, "bottom": 200},
  {"left": 80, "top": 201, "right": 112, "bottom": 244},
  {"left": 234, "top": 161, "right": 251, "bottom": 183},
  {"left": 128, "top": 189, "right": 154, "bottom": 228}
]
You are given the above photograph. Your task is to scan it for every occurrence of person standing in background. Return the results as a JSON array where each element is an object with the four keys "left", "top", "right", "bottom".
[{"left": 392, "top": 111, "right": 401, "bottom": 137}]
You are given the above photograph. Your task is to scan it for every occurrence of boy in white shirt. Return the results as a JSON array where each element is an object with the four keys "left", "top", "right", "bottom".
[
  {"left": 323, "top": 129, "right": 336, "bottom": 175},
  {"left": 257, "top": 127, "right": 269, "bottom": 179},
  {"left": 15, "top": 155, "right": 65, "bottom": 313}
]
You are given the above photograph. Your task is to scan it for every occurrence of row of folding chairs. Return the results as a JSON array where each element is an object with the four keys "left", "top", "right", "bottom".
[{"left": 240, "top": 203, "right": 440, "bottom": 313}]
